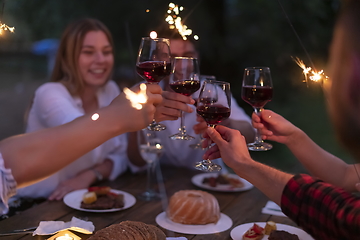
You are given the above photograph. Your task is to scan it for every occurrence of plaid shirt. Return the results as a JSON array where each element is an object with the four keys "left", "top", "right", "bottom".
[{"left": 281, "top": 174, "right": 360, "bottom": 240}]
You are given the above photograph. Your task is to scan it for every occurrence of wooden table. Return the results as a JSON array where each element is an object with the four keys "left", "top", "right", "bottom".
[{"left": 0, "top": 166, "right": 297, "bottom": 239}]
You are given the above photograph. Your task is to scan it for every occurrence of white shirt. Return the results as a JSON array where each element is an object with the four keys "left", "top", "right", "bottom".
[
  {"left": 0, "top": 153, "right": 16, "bottom": 214},
  {"left": 129, "top": 79, "right": 252, "bottom": 171},
  {"left": 16, "top": 81, "right": 128, "bottom": 198}
]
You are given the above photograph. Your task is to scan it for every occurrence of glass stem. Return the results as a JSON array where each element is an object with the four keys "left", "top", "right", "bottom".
[
  {"left": 179, "top": 110, "right": 186, "bottom": 134},
  {"left": 146, "top": 161, "right": 155, "bottom": 193},
  {"left": 204, "top": 124, "right": 216, "bottom": 159},
  {"left": 253, "top": 107, "right": 264, "bottom": 144}
]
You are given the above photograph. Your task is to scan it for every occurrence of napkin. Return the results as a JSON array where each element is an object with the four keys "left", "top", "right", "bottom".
[
  {"left": 33, "top": 217, "right": 95, "bottom": 236},
  {"left": 261, "top": 201, "right": 286, "bottom": 217}
]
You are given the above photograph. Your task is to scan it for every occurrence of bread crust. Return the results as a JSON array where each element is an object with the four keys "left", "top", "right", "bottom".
[
  {"left": 166, "top": 190, "right": 220, "bottom": 225},
  {"left": 87, "top": 221, "right": 166, "bottom": 240}
]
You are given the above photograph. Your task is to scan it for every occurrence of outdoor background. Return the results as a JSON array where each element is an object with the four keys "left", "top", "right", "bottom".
[{"left": 0, "top": 0, "right": 353, "bottom": 173}]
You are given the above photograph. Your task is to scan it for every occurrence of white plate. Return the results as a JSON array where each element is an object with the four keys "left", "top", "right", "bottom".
[
  {"left": 63, "top": 189, "right": 136, "bottom": 213},
  {"left": 191, "top": 173, "right": 253, "bottom": 192},
  {"left": 156, "top": 212, "right": 232, "bottom": 234},
  {"left": 230, "top": 222, "right": 314, "bottom": 240}
]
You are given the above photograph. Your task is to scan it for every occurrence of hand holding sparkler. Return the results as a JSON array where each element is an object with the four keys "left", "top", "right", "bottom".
[{"left": 109, "top": 84, "right": 163, "bottom": 133}]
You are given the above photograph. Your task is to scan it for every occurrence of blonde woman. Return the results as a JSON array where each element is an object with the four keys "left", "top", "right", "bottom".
[{"left": 15, "top": 18, "right": 127, "bottom": 201}]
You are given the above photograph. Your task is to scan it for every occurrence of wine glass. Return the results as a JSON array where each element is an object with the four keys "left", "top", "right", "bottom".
[
  {"left": 137, "top": 128, "right": 163, "bottom": 201},
  {"left": 136, "top": 37, "right": 171, "bottom": 131},
  {"left": 168, "top": 57, "right": 200, "bottom": 140},
  {"left": 242, "top": 67, "right": 273, "bottom": 151},
  {"left": 194, "top": 80, "right": 231, "bottom": 171},
  {"left": 189, "top": 76, "right": 216, "bottom": 149}
]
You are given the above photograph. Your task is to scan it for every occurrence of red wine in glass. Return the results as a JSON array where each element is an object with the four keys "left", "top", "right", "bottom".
[
  {"left": 169, "top": 57, "right": 200, "bottom": 141},
  {"left": 196, "top": 105, "right": 231, "bottom": 125},
  {"left": 136, "top": 61, "right": 171, "bottom": 83},
  {"left": 242, "top": 67, "right": 273, "bottom": 151},
  {"left": 242, "top": 86, "right": 273, "bottom": 108},
  {"left": 189, "top": 96, "right": 217, "bottom": 150},
  {"left": 194, "top": 80, "right": 231, "bottom": 172},
  {"left": 136, "top": 37, "right": 171, "bottom": 131},
  {"left": 169, "top": 80, "right": 200, "bottom": 96}
]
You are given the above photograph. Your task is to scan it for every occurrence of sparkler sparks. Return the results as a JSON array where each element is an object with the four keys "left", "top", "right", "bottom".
[
  {"left": 123, "top": 83, "right": 148, "bottom": 110},
  {"left": 165, "top": 3, "right": 198, "bottom": 41},
  {"left": 292, "top": 56, "right": 328, "bottom": 85},
  {"left": 0, "top": 22, "right": 14, "bottom": 35}
]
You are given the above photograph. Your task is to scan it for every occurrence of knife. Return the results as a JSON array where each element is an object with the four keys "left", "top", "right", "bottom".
[{"left": 0, "top": 227, "right": 37, "bottom": 236}]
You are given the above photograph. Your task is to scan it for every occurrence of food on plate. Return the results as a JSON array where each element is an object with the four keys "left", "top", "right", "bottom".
[
  {"left": 166, "top": 190, "right": 220, "bottom": 225},
  {"left": 264, "top": 221, "right": 277, "bottom": 235},
  {"left": 202, "top": 174, "right": 244, "bottom": 188},
  {"left": 268, "top": 230, "right": 300, "bottom": 240},
  {"left": 88, "top": 186, "right": 111, "bottom": 195},
  {"left": 81, "top": 186, "right": 124, "bottom": 210},
  {"left": 88, "top": 220, "right": 166, "bottom": 240},
  {"left": 82, "top": 191, "right": 97, "bottom": 204},
  {"left": 242, "top": 223, "right": 264, "bottom": 240}
]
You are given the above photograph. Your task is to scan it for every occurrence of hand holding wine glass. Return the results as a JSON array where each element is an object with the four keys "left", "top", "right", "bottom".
[
  {"left": 137, "top": 128, "right": 163, "bottom": 201},
  {"left": 136, "top": 37, "right": 171, "bottom": 131},
  {"left": 242, "top": 67, "right": 273, "bottom": 151},
  {"left": 189, "top": 76, "right": 216, "bottom": 149},
  {"left": 194, "top": 80, "right": 231, "bottom": 172},
  {"left": 169, "top": 57, "right": 200, "bottom": 140}
]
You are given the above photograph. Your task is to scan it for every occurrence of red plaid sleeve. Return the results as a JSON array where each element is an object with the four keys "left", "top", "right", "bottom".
[{"left": 281, "top": 174, "right": 360, "bottom": 240}]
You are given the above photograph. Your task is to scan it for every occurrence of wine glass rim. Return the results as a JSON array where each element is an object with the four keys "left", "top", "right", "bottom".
[
  {"left": 245, "top": 66, "right": 270, "bottom": 70},
  {"left": 141, "top": 37, "right": 169, "bottom": 41},
  {"left": 172, "top": 56, "right": 197, "bottom": 60},
  {"left": 204, "top": 79, "right": 230, "bottom": 86}
]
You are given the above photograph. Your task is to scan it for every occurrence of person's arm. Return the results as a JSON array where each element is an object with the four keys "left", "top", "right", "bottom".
[
  {"left": 0, "top": 84, "right": 162, "bottom": 188},
  {"left": 127, "top": 131, "right": 147, "bottom": 168},
  {"left": 253, "top": 110, "right": 358, "bottom": 191},
  {"left": 281, "top": 174, "right": 360, "bottom": 240},
  {"left": 48, "top": 159, "right": 113, "bottom": 200},
  {"left": 203, "top": 126, "right": 293, "bottom": 205}
]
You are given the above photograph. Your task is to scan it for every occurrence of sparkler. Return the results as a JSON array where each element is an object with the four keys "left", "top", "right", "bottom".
[
  {"left": 123, "top": 83, "right": 148, "bottom": 110},
  {"left": 292, "top": 56, "right": 328, "bottom": 86},
  {"left": 277, "top": 0, "right": 328, "bottom": 86},
  {"left": 165, "top": 3, "right": 198, "bottom": 41},
  {"left": 0, "top": 0, "right": 15, "bottom": 35},
  {"left": 0, "top": 22, "right": 14, "bottom": 35}
]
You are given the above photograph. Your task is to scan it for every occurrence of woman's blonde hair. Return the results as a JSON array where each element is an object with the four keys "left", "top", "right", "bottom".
[{"left": 50, "top": 18, "right": 114, "bottom": 95}]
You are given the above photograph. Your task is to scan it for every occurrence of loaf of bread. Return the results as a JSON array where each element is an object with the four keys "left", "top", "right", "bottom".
[
  {"left": 166, "top": 190, "right": 220, "bottom": 225},
  {"left": 88, "top": 221, "right": 166, "bottom": 240}
]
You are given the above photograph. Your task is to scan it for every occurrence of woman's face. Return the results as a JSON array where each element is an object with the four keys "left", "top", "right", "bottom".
[{"left": 78, "top": 30, "right": 114, "bottom": 88}]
